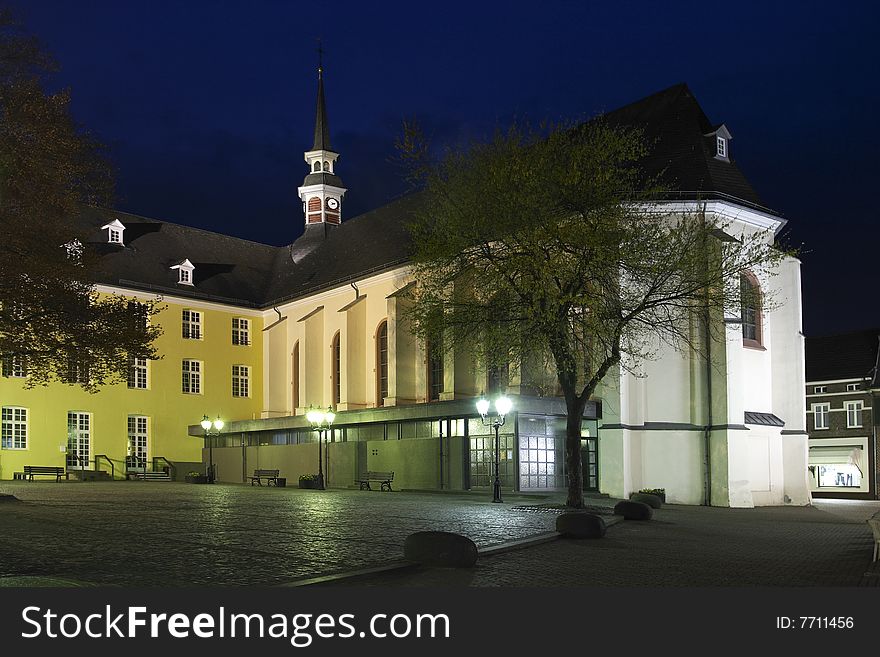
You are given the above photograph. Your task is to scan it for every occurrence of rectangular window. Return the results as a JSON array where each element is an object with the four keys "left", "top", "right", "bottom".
[
  {"left": 813, "top": 385, "right": 827, "bottom": 394},
  {"left": 232, "top": 365, "right": 250, "bottom": 398},
  {"left": 2, "top": 355, "right": 27, "bottom": 378},
  {"left": 127, "top": 357, "right": 148, "bottom": 389},
  {"left": 845, "top": 401, "right": 863, "bottom": 428},
  {"left": 65, "top": 355, "right": 90, "bottom": 384},
  {"left": 846, "top": 383, "right": 860, "bottom": 392},
  {"left": 812, "top": 403, "right": 830, "bottom": 430},
  {"left": 717, "top": 136, "right": 727, "bottom": 157},
  {"left": 182, "top": 359, "right": 202, "bottom": 394},
  {"left": 232, "top": 318, "right": 250, "bottom": 346},
  {"left": 1, "top": 407, "right": 27, "bottom": 449},
  {"left": 182, "top": 310, "right": 202, "bottom": 340}
]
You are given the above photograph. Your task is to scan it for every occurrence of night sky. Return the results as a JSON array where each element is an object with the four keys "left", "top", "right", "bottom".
[{"left": 11, "top": 1, "right": 879, "bottom": 337}]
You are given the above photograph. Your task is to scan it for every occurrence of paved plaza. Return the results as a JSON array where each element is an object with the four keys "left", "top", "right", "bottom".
[{"left": 0, "top": 481, "right": 877, "bottom": 587}]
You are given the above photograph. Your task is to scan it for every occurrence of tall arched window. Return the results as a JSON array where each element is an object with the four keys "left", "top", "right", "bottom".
[
  {"left": 740, "top": 272, "right": 763, "bottom": 348},
  {"left": 427, "top": 338, "right": 444, "bottom": 402},
  {"left": 291, "top": 342, "right": 300, "bottom": 412},
  {"left": 376, "top": 320, "right": 388, "bottom": 407},
  {"left": 331, "top": 332, "right": 341, "bottom": 407}
]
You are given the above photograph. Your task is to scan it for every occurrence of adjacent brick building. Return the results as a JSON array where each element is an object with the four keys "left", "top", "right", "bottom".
[{"left": 805, "top": 330, "right": 880, "bottom": 499}]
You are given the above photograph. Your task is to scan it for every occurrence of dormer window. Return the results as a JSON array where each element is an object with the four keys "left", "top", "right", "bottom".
[
  {"left": 706, "top": 124, "right": 732, "bottom": 161},
  {"left": 101, "top": 219, "right": 126, "bottom": 246},
  {"left": 170, "top": 259, "right": 195, "bottom": 286}
]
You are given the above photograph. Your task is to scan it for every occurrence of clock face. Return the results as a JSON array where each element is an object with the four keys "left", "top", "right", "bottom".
[{"left": 327, "top": 198, "right": 339, "bottom": 210}]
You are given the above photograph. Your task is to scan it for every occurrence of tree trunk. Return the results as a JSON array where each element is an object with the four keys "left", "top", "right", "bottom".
[{"left": 564, "top": 395, "right": 587, "bottom": 508}]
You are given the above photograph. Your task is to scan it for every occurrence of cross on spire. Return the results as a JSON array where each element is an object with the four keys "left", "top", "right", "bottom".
[{"left": 316, "top": 38, "right": 324, "bottom": 79}]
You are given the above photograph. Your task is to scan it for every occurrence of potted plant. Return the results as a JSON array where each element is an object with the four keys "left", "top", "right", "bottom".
[
  {"left": 185, "top": 471, "right": 209, "bottom": 484},
  {"left": 638, "top": 488, "right": 666, "bottom": 503},
  {"left": 298, "top": 473, "right": 321, "bottom": 489}
]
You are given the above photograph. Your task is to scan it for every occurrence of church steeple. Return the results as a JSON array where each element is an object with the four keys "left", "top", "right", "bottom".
[
  {"left": 298, "top": 46, "right": 346, "bottom": 228},
  {"left": 312, "top": 58, "right": 331, "bottom": 151}
]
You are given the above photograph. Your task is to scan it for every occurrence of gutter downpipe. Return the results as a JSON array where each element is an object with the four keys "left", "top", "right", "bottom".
[{"left": 702, "top": 215, "right": 713, "bottom": 507}]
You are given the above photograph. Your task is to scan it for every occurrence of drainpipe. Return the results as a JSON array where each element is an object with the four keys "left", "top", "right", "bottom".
[
  {"left": 701, "top": 221, "right": 713, "bottom": 507},
  {"left": 703, "top": 306, "right": 713, "bottom": 507}
]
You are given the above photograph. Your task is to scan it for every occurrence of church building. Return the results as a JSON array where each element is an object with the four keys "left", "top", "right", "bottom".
[{"left": 0, "top": 68, "right": 811, "bottom": 507}]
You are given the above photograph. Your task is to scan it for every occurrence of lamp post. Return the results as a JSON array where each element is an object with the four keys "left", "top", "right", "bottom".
[
  {"left": 200, "top": 415, "right": 224, "bottom": 483},
  {"left": 306, "top": 406, "right": 335, "bottom": 490},
  {"left": 476, "top": 393, "right": 513, "bottom": 503}
]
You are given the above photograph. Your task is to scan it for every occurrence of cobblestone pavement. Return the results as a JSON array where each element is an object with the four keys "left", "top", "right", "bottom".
[
  {"left": 322, "top": 499, "right": 880, "bottom": 587},
  {"left": 0, "top": 482, "right": 561, "bottom": 587},
  {"left": 2, "top": 482, "right": 877, "bottom": 588}
]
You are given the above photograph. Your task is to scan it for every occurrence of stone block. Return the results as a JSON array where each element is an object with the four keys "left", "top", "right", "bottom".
[
  {"left": 613, "top": 500, "right": 653, "bottom": 521},
  {"left": 404, "top": 531, "right": 478, "bottom": 567},
  {"left": 556, "top": 512, "right": 606, "bottom": 538}
]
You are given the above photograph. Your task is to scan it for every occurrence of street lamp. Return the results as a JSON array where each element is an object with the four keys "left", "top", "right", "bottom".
[
  {"left": 200, "top": 415, "right": 224, "bottom": 483},
  {"left": 476, "top": 393, "right": 512, "bottom": 503},
  {"left": 306, "top": 406, "right": 335, "bottom": 490}
]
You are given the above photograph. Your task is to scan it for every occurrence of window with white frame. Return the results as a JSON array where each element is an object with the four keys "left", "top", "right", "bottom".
[
  {"left": 717, "top": 136, "right": 727, "bottom": 158},
  {"left": 846, "top": 383, "right": 860, "bottom": 392},
  {"left": 232, "top": 365, "right": 250, "bottom": 398},
  {"left": 1, "top": 407, "right": 27, "bottom": 449},
  {"left": 845, "top": 401, "right": 864, "bottom": 428},
  {"left": 182, "top": 310, "right": 202, "bottom": 340},
  {"left": 232, "top": 318, "right": 250, "bottom": 346},
  {"left": 182, "top": 360, "right": 202, "bottom": 394},
  {"left": 812, "top": 403, "right": 830, "bottom": 430},
  {"left": 127, "top": 357, "right": 148, "bottom": 389},
  {"left": 65, "top": 355, "right": 90, "bottom": 385},
  {"left": 101, "top": 219, "right": 126, "bottom": 246},
  {"left": 2, "top": 355, "right": 27, "bottom": 378},
  {"left": 127, "top": 415, "right": 148, "bottom": 467},
  {"left": 170, "top": 259, "right": 195, "bottom": 286},
  {"left": 813, "top": 385, "right": 827, "bottom": 394}
]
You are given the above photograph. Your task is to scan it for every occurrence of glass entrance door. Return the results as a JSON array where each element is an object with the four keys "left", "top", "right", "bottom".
[
  {"left": 580, "top": 437, "right": 598, "bottom": 491},
  {"left": 67, "top": 411, "right": 91, "bottom": 470},
  {"left": 127, "top": 415, "right": 148, "bottom": 472}
]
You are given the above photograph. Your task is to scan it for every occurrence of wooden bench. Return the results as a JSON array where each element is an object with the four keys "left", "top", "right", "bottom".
[
  {"left": 249, "top": 469, "right": 280, "bottom": 486},
  {"left": 356, "top": 471, "right": 394, "bottom": 492},
  {"left": 23, "top": 466, "right": 68, "bottom": 482}
]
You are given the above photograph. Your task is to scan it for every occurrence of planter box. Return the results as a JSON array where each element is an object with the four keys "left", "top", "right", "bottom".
[
  {"left": 186, "top": 474, "right": 210, "bottom": 484},
  {"left": 298, "top": 476, "right": 323, "bottom": 489}
]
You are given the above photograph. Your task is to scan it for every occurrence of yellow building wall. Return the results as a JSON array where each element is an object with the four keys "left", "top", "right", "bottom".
[{"left": 0, "top": 290, "right": 263, "bottom": 479}]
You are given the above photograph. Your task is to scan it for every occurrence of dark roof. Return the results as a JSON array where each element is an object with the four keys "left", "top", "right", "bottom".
[
  {"left": 312, "top": 74, "right": 331, "bottom": 151},
  {"left": 262, "top": 194, "right": 419, "bottom": 305},
  {"left": 744, "top": 411, "right": 784, "bottom": 427},
  {"left": 601, "top": 83, "right": 765, "bottom": 208},
  {"left": 302, "top": 172, "right": 344, "bottom": 187},
  {"left": 805, "top": 329, "right": 880, "bottom": 385},
  {"left": 82, "top": 83, "right": 775, "bottom": 309},
  {"left": 79, "top": 207, "right": 279, "bottom": 306}
]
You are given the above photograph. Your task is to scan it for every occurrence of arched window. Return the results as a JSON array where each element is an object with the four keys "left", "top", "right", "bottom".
[
  {"left": 376, "top": 321, "right": 388, "bottom": 407},
  {"left": 740, "top": 272, "right": 763, "bottom": 348},
  {"left": 331, "top": 331, "right": 341, "bottom": 407},
  {"left": 488, "top": 362, "right": 509, "bottom": 395},
  {"left": 323, "top": 160, "right": 330, "bottom": 171},
  {"left": 427, "top": 338, "right": 444, "bottom": 402},
  {"left": 291, "top": 342, "right": 300, "bottom": 412},
  {"left": 313, "top": 162, "right": 320, "bottom": 172}
]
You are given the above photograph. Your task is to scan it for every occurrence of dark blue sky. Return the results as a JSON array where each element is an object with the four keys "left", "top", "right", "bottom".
[{"left": 12, "top": 0, "right": 880, "bottom": 336}]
